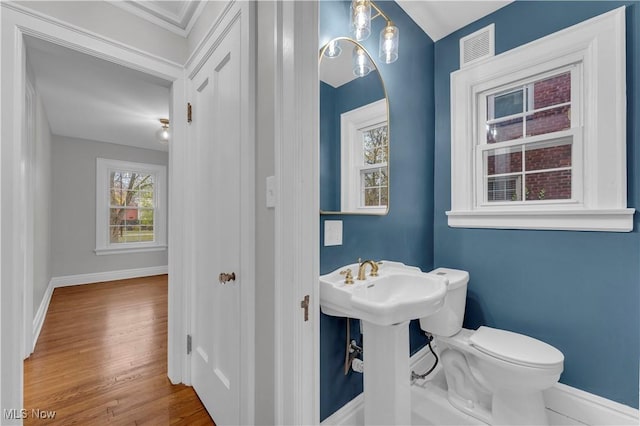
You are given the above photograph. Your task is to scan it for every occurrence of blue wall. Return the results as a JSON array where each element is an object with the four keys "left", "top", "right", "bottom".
[
  {"left": 320, "top": 73, "right": 385, "bottom": 211},
  {"left": 319, "top": 0, "right": 435, "bottom": 420},
  {"left": 433, "top": 1, "right": 640, "bottom": 409}
]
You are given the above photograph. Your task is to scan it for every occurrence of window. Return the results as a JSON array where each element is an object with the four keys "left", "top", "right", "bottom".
[
  {"left": 480, "top": 69, "right": 576, "bottom": 205},
  {"left": 341, "top": 99, "right": 389, "bottom": 214},
  {"left": 96, "top": 158, "right": 167, "bottom": 255},
  {"left": 448, "top": 7, "right": 634, "bottom": 231}
]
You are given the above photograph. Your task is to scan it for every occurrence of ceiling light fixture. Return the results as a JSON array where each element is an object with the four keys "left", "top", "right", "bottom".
[
  {"left": 351, "top": 0, "right": 399, "bottom": 65},
  {"left": 353, "top": 46, "right": 373, "bottom": 77},
  {"left": 323, "top": 39, "right": 343, "bottom": 58},
  {"left": 156, "top": 118, "right": 170, "bottom": 143}
]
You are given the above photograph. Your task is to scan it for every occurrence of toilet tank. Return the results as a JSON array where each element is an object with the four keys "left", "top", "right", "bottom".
[{"left": 419, "top": 268, "right": 469, "bottom": 337}]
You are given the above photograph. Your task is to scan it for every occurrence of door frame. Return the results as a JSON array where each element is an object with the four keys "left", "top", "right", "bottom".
[
  {"left": 271, "top": 1, "right": 320, "bottom": 424},
  {"left": 1, "top": 2, "right": 188, "bottom": 414}
]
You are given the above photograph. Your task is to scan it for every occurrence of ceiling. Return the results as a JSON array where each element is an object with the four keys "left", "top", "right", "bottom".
[
  {"left": 396, "top": 1, "right": 513, "bottom": 42},
  {"left": 25, "top": 36, "right": 171, "bottom": 152}
]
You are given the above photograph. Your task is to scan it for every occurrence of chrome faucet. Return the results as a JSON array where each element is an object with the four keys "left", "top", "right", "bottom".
[{"left": 357, "top": 259, "right": 379, "bottom": 280}]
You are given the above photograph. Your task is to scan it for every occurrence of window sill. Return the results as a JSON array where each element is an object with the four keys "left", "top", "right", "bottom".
[
  {"left": 446, "top": 208, "right": 635, "bottom": 232},
  {"left": 95, "top": 245, "right": 167, "bottom": 256}
]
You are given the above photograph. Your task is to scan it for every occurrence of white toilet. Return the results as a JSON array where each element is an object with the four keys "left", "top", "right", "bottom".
[{"left": 419, "top": 268, "right": 564, "bottom": 425}]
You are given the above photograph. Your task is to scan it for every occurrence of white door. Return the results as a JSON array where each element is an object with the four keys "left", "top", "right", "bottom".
[{"left": 189, "top": 15, "right": 248, "bottom": 425}]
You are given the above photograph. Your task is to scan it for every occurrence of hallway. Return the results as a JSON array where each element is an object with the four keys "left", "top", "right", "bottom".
[{"left": 24, "top": 276, "right": 213, "bottom": 425}]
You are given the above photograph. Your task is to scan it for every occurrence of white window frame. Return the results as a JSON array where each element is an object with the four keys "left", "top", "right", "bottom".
[
  {"left": 95, "top": 158, "right": 167, "bottom": 255},
  {"left": 340, "top": 99, "right": 388, "bottom": 214},
  {"left": 448, "top": 7, "right": 634, "bottom": 232}
]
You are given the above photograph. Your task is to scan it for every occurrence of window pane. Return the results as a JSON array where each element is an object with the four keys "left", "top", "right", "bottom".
[
  {"left": 380, "top": 187, "right": 388, "bottom": 206},
  {"left": 132, "top": 190, "right": 154, "bottom": 208},
  {"left": 525, "top": 170, "right": 572, "bottom": 200},
  {"left": 122, "top": 225, "right": 142, "bottom": 242},
  {"left": 362, "top": 125, "right": 388, "bottom": 165},
  {"left": 139, "top": 228, "right": 154, "bottom": 242},
  {"left": 110, "top": 226, "right": 124, "bottom": 243},
  {"left": 526, "top": 105, "right": 571, "bottom": 137},
  {"left": 491, "top": 90, "right": 524, "bottom": 119},
  {"left": 364, "top": 188, "right": 380, "bottom": 206},
  {"left": 487, "top": 117, "right": 523, "bottom": 144},
  {"left": 525, "top": 140, "right": 572, "bottom": 171},
  {"left": 362, "top": 170, "right": 379, "bottom": 188},
  {"left": 487, "top": 175, "right": 522, "bottom": 202},
  {"left": 139, "top": 209, "right": 154, "bottom": 227},
  {"left": 533, "top": 72, "right": 571, "bottom": 109},
  {"left": 110, "top": 208, "right": 126, "bottom": 226},
  {"left": 486, "top": 146, "right": 522, "bottom": 175}
]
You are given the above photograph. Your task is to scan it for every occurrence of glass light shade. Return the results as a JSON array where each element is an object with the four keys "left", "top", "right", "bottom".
[
  {"left": 352, "top": 47, "right": 372, "bottom": 78},
  {"left": 324, "top": 40, "right": 342, "bottom": 58},
  {"left": 351, "top": 0, "right": 371, "bottom": 41},
  {"left": 156, "top": 127, "right": 169, "bottom": 143},
  {"left": 379, "top": 23, "right": 399, "bottom": 64}
]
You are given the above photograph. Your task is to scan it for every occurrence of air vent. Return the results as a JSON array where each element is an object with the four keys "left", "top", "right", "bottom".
[{"left": 460, "top": 24, "right": 495, "bottom": 68}]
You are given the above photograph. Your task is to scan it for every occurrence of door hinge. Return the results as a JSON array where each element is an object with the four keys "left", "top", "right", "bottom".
[
  {"left": 187, "top": 102, "right": 192, "bottom": 123},
  {"left": 187, "top": 334, "right": 192, "bottom": 354},
  {"left": 300, "top": 295, "right": 310, "bottom": 322}
]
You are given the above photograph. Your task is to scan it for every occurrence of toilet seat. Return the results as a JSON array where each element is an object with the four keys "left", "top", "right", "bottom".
[{"left": 469, "top": 326, "right": 564, "bottom": 369}]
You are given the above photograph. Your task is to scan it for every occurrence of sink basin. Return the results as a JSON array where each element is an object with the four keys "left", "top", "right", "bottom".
[{"left": 320, "top": 261, "right": 447, "bottom": 326}]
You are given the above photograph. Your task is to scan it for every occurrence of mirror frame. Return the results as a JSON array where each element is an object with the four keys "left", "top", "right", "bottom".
[{"left": 319, "top": 37, "right": 390, "bottom": 216}]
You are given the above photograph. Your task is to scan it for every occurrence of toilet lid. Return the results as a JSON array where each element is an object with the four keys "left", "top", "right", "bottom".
[{"left": 469, "top": 326, "right": 564, "bottom": 368}]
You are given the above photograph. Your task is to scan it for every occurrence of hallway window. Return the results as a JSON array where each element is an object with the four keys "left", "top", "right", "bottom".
[{"left": 95, "top": 158, "right": 167, "bottom": 255}]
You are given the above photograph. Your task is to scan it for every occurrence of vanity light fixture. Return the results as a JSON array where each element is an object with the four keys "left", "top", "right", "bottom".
[
  {"left": 156, "top": 118, "right": 170, "bottom": 143},
  {"left": 353, "top": 46, "right": 373, "bottom": 77},
  {"left": 324, "top": 39, "right": 342, "bottom": 58},
  {"left": 351, "top": 0, "right": 399, "bottom": 64}
]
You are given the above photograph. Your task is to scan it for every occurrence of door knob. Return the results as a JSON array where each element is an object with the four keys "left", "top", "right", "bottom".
[{"left": 219, "top": 272, "right": 236, "bottom": 284}]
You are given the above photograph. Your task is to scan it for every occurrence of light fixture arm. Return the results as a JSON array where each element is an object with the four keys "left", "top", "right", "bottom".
[{"left": 370, "top": 0, "right": 391, "bottom": 25}]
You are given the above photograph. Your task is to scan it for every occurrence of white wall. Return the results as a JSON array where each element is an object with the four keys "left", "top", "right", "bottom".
[
  {"left": 32, "top": 74, "right": 53, "bottom": 316},
  {"left": 51, "top": 136, "right": 168, "bottom": 277},
  {"left": 14, "top": 1, "right": 188, "bottom": 64}
]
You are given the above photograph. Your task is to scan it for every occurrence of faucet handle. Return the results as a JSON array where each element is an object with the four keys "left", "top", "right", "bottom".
[{"left": 340, "top": 269, "right": 354, "bottom": 285}]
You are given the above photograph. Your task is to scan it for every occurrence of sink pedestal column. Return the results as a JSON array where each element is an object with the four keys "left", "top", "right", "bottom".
[{"left": 362, "top": 320, "right": 411, "bottom": 425}]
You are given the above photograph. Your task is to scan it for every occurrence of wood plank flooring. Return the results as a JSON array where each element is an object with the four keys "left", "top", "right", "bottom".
[{"left": 24, "top": 275, "right": 214, "bottom": 425}]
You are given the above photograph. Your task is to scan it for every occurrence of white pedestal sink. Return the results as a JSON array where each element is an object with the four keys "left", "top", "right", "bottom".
[{"left": 320, "top": 261, "right": 447, "bottom": 425}]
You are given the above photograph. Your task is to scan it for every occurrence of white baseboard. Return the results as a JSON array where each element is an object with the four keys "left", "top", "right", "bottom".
[
  {"left": 321, "top": 345, "right": 639, "bottom": 426},
  {"left": 31, "top": 266, "right": 168, "bottom": 351},
  {"left": 32, "top": 280, "right": 54, "bottom": 352},
  {"left": 49, "top": 265, "right": 168, "bottom": 288},
  {"left": 545, "top": 383, "right": 639, "bottom": 425}
]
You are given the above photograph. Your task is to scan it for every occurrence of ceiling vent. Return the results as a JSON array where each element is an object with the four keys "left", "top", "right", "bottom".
[{"left": 460, "top": 24, "right": 495, "bottom": 68}]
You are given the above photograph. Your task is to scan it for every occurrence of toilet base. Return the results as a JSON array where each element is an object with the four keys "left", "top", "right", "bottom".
[
  {"left": 492, "top": 390, "right": 548, "bottom": 425},
  {"left": 440, "top": 345, "right": 551, "bottom": 425}
]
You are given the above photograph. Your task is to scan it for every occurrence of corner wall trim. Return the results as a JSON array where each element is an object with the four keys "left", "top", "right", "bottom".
[
  {"left": 321, "top": 345, "right": 639, "bottom": 426},
  {"left": 32, "top": 280, "right": 54, "bottom": 353},
  {"left": 49, "top": 265, "right": 168, "bottom": 288}
]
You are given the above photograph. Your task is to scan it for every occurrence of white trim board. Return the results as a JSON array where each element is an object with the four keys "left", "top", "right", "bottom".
[
  {"left": 322, "top": 345, "right": 639, "bottom": 426},
  {"left": 49, "top": 265, "right": 168, "bottom": 288},
  {"left": 31, "top": 280, "right": 54, "bottom": 353}
]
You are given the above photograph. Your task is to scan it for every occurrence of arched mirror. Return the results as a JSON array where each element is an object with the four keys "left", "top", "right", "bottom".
[{"left": 319, "top": 37, "right": 389, "bottom": 215}]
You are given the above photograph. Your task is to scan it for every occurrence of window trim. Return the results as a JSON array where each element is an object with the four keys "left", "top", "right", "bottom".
[
  {"left": 95, "top": 158, "right": 167, "bottom": 255},
  {"left": 447, "top": 6, "right": 634, "bottom": 232},
  {"left": 340, "top": 98, "right": 389, "bottom": 214}
]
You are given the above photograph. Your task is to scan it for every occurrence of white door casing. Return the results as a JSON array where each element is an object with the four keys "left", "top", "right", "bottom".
[
  {"left": 186, "top": 2, "right": 255, "bottom": 424},
  {"left": 272, "top": 1, "right": 320, "bottom": 424}
]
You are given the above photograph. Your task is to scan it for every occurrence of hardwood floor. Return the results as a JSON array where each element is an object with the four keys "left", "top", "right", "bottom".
[{"left": 24, "top": 275, "right": 214, "bottom": 425}]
